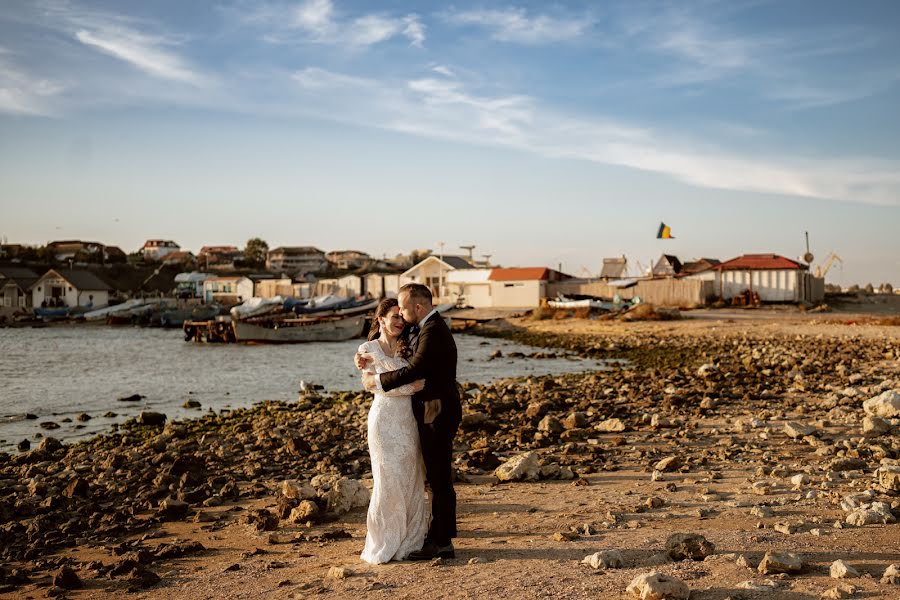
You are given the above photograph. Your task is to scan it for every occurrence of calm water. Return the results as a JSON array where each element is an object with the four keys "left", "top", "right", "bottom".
[{"left": 0, "top": 325, "right": 614, "bottom": 451}]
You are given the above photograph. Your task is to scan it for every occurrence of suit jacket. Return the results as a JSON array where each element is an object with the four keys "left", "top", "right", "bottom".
[{"left": 380, "top": 311, "right": 461, "bottom": 428}]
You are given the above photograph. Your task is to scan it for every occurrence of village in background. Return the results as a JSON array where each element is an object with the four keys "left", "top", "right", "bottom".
[{"left": 1, "top": 237, "right": 897, "bottom": 322}]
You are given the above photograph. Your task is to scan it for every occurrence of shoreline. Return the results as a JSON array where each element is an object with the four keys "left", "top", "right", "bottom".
[{"left": 2, "top": 315, "right": 899, "bottom": 598}]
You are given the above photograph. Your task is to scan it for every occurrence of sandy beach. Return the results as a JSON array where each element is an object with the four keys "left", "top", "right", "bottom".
[{"left": 2, "top": 306, "right": 899, "bottom": 599}]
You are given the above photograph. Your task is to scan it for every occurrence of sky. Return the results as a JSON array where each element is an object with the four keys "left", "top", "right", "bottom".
[{"left": 1, "top": 0, "right": 899, "bottom": 286}]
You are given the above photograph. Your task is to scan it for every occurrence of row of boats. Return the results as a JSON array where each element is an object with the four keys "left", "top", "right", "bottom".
[
  {"left": 33, "top": 298, "right": 223, "bottom": 327},
  {"left": 184, "top": 294, "right": 380, "bottom": 344}
]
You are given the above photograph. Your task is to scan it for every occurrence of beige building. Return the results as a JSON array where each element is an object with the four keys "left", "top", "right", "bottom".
[
  {"left": 364, "top": 273, "right": 402, "bottom": 299},
  {"left": 0, "top": 267, "right": 39, "bottom": 309},
  {"left": 141, "top": 239, "right": 181, "bottom": 261},
  {"left": 401, "top": 255, "right": 476, "bottom": 303},
  {"left": 253, "top": 277, "right": 295, "bottom": 299},
  {"left": 682, "top": 254, "right": 824, "bottom": 303},
  {"left": 325, "top": 250, "right": 371, "bottom": 270},
  {"left": 266, "top": 246, "right": 326, "bottom": 274},
  {"left": 203, "top": 276, "right": 253, "bottom": 305}
]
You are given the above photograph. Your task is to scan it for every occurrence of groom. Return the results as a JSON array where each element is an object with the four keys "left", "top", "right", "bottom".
[{"left": 359, "top": 283, "right": 461, "bottom": 560}]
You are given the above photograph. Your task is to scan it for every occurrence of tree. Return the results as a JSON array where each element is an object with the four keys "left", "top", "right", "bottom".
[{"left": 244, "top": 238, "right": 269, "bottom": 268}]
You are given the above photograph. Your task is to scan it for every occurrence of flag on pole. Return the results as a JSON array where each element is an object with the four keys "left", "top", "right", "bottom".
[{"left": 656, "top": 222, "right": 674, "bottom": 239}]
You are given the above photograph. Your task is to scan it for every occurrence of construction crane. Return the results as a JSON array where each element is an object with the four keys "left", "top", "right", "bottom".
[{"left": 815, "top": 252, "right": 843, "bottom": 278}]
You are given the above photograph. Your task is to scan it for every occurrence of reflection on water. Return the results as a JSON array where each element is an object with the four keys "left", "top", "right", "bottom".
[{"left": 0, "top": 326, "right": 617, "bottom": 450}]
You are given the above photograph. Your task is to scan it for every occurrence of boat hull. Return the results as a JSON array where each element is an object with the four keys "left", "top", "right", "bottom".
[{"left": 231, "top": 315, "right": 366, "bottom": 343}]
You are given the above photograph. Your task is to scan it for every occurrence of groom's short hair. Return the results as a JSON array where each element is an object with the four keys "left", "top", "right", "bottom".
[{"left": 400, "top": 283, "right": 433, "bottom": 306}]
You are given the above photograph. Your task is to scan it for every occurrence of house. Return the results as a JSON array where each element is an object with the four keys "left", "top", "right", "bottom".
[
  {"left": 678, "top": 258, "right": 721, "bottom": 279},
  {"left": 488, "top": 267, "right": 573, "bottom": 308},
  {"left": 600, "top": 257, "right": 628, "bottom": 280},
  {"left": 31, "top": 269, "right": 111, "bottom": 308},
  {"left": 326, "top": 250, "right": 371, "bottom": 271},
  {"left": 47, "top": 240, "right": 121, "bottom": 264},
  {"left": 364, "top": 273, "right": 402, "bottom": 299},
  {"left": 141, "top": 240, "right": 181, "bottom": 261},
  {"left": 161, "top": 251, "right": 197, "bottom": 268},
  {"left": 652, "top": 254, "right": 683, "bottom": 277},
  {"left": 266, "top": 246, "right": 326, "bottom": 274},
  {"left": 198, "top": 245, "right": 242, "bottom": 270},
  {"left": 252, "top": 275, "right": 295, "bottom": 299},
  {"left": 401, "top": 255, "right": 476, "bottom": 303},
  {"left": 203, "top": 276, "right": 253, "bottom": 305},
  {"left": 683, "top": 254, "right": 824, "bottom": 303},
  {"left": 174, "top": 272, "right": 213, "bottom": 298},
  {"left": 315, "top": 275, "right": 364, "bottom": 298},
  {"left": 0, "top": 267, "right": 39, "bottom": 309},
  {"left": 103, "top": 246, "right": 127, "bottom": 263},
  {"left": 445, "top": 269, "right": 493, "bottom": 308}
]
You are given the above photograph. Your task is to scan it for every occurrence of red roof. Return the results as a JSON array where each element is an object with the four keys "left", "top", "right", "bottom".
[
  {"left": 713, "top": 254, "right": 805, "bottom": 271},
  {"left": 490, "top": 267, "right": 550, "bottom": 281}
]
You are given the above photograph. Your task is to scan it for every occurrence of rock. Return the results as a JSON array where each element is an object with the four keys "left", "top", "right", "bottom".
[
  {"left": 537, "top": 415, "right": 563, "bottom": 433},
  {"left": 137, "top": 411, "right": 167, "bottom": 426},
  {"left": 830, "top": 560, "right": 859, "bottom": 579},
  {"left": 862, "top": 416, "right": 891, "bottom": 437},
  {"left": 626, "top": 571, "right": 690, "bottom": 600},
  {"left": 289, "top": 500, "right": 320, "bottom": 523},
  {"left": 863, "top": 390, "right": 900, "bottom": 418},
  {"left": 17, "top": 439, "right": 30, "bottom": 452},
  {"left": 597, "top": 418, "right": 627, "bottom": 432},
  {"left": 562, "top": 412, "right": 587, "bottom": 429},
  {"left": 828, "top": 457, "right": 867, "bottom": 472},
  {"left": 645, "top": 496, "right": 665, "bottom": 509},
  {"left": 157, "top": 497, "right": 190, "bottom": 521},
  {"left": 821, "top": 584, "right": 857, "bottom": 599},
  {"left": 38, "top": 437, "right": 62, "bottom": 452},
  {"left": 790, "top": 474, "right": 810, "bottom": 486},
  {"left": 581, "top": 550, "right": 624, "bottom": 569},
  {"left": 53, "top": 566, "right": 82, "bottom": 590},
  {"left": 117, "top": 393, "right": 143, "bottom": 402},
  {"left": 325, "top": 479, "right": 370, "bottom": 515},
  {"left": 665, "top": 533, "right": 715, "bottom": 561},
  {"left": 881, "top": 564, "right": 900, "bottom": 584},
  {"left": 241, "top": 509, "right": 279, "bottom": 532},
  {"left": 494, "top": 451, "right": 541, "bottom": 482},
  {"left": 845, "top": 502, "right": 895, "bottom": 526},
  {"left": 183, "top": 400, "right": 201, "bottom": 409},
  {"left": 784, "top": 422, "right": 815, "bottom": 439},
  {"left": 552, "top": 531, "right": 578, "bottom": 542},
  {"left": 750, "top": 506, "right": 774, "bottom": 518},
  {"left": 758, "top": 551, "right": 804, "bottom": 574},
  {"left": 697, "top": 364, "right": 718, "bottom": 377},
  {"left": 76, "top": 413, "right": 91, "bottom": 422},
  {"left": 525, "top": 401, "right": 549, "bottom": 419},
  {"left": 40, "top": 421, "right": 60, "bottom": 430},
  {"left": 127, "top": 567, "right": 161, "bottom": 591},
  {"left": 877, "top": 465, "right": 900, "bottom": 492},
  {"left": 282, "top": 480, "right": 317, "bottom": 501},
  {"left": 326, "top": 566, "right": 350, "bottom": 579},
  {"left": 735, "top": 580, "right": 779, "bottom": 591},
  {"left": 654, "top": 456, "right": 681, "bottom": 472},
  {"left": 153, "top": 541, "right": 205, "bottom": 560},
  {"left": 751, "top": 481, "right": 773, "bottom": 496},
  {"left": 63, "top": 478, "right": 89, "bottom": 498}
]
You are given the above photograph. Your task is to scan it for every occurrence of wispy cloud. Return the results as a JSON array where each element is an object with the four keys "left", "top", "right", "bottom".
[
  {"left": 283, "top": 65, "right": 900, "bottom": 206},
  {"left": 74, "top": 27, "right": 203, "bottom": 84},
  {"left": 0, "top": 49, "right": 65, "bottom": 116},
  {"left": 252, "top": 0, "right": 425, "bottom": 48},
  {"left": 443, "top": 7, "right": 591, "bottom": 44}
]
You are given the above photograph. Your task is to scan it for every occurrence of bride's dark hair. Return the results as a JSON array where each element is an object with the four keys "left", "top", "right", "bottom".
[{"left": 368, "top": 297, "right": 411, "bottom": 358}]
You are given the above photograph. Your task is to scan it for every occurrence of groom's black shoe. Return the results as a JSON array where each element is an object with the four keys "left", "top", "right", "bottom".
[{"left": 407, "top": 542, "right": 455, "bottom": 561}]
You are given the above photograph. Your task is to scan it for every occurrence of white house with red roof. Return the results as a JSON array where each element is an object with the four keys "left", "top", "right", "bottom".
[
  {"left": 683, "top": 254, "right": 823, "bottom": 303},
  {"left": 446, "top": 267, "right": 572, "bottom": 308}
]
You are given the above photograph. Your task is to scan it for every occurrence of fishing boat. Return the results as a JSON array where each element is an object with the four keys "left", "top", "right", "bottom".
[{"left": 231, "top": 314, "right": 367, "bottom": 343}]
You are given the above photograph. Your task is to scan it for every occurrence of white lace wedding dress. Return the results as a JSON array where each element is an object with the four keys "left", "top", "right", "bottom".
[{"left": 358, "top": 340, "right": 429, "bottom": 564}]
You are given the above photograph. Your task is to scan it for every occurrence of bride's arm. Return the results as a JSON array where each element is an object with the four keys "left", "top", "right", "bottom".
[{"left": 381, "top": 379, "right": 425, "bottom": 397}]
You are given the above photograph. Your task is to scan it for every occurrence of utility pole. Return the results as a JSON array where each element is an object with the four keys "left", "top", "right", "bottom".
[{"left": 437, "top": 241, "right": 445, "bottom": 301}]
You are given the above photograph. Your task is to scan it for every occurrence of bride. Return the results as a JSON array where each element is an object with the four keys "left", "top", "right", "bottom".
[{"left": 358, "top": 298, "right": 429, "bottom": 563}]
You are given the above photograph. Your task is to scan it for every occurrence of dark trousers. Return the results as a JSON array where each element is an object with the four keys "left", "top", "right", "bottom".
[{"left": 418, "top": 419, "right": 459, "bottom": 546}]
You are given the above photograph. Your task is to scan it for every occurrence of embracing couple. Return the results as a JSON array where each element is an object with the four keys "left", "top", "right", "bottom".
[{"left": 354, "top": 283, "right": 462, "bottom": 564}]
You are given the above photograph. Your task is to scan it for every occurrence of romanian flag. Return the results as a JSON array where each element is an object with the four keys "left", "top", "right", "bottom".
[{"left": 657, "top": 222, "right": 674, "bottom": 239}]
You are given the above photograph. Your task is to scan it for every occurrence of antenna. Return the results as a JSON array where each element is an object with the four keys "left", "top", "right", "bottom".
[
  {"left": 803, "top": 231, "right": 814, "bottom": 264},
  {"left": 459, "top": 245, "right": 476, "bottom": 260},
  {"left": 481, "top": 254, "right": 492, "bottom": 266}
]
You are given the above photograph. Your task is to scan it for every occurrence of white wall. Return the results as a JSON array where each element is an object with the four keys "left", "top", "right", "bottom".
[{"left": 490, "top": 280, "right": 543, "bottom": 307}]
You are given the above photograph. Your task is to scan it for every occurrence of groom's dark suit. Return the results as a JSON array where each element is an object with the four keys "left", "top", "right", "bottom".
[{"left": 380, "top": 311, "right": 461, "bottom": 547}]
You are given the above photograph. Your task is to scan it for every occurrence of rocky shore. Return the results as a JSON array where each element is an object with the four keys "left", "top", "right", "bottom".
[{"left": 1, "top": 314, "right": 899, "bottom": 598}]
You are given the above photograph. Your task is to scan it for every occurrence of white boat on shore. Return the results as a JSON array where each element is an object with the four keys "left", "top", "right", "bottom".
[
  {"left": 231, "top": 314, "right": 367, "bottom": 343},
  {"left": 83, "top": 299, "right": 153, "bottom": 321}
]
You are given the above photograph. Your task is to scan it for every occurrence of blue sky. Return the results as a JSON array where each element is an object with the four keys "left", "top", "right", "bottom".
[{"left": 1, "top": 0, "right": 899, "bottom": 285}]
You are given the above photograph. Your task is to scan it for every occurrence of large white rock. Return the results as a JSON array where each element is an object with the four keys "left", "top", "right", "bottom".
[
  {"left": 281, "top": 479, "right": 317, "bottom": 501},
  {"left": 862, "top": 416, "right": 891, "bottom": 437},
  {"left": 784, "top": 422, "right": 815, "bottom": 439},
  {"left": 597, "top": 418, "right": 627, "bottom": 432},
  {"left": 758, "top": 551, "right": 804, "bottom": 574},
  {"left": 830, "top": 559, "right": 859, "bottom": 579},
  {"left": 881, "top": 564, "right": 900, "bottom": 585},
  {"left": 324, "top": 478, "right": 370, "bottom": 515},
  {"left": 877, "top": 465, "right": 900, "bottom": 492},
  {"left": 581, "top": 550, "right": 625, "bottom": 569},
  {"left": 863, "top": 390, "right": 900, "bottom": 418},
  {"left": 626, "top": 572, "right": 690, "bottom": 600},
  {"left": 845, "top": 502, "right": 896, "bottom": 526},
  {"left": 494, "top": 451, "right": 541, "bottom": 482}
]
